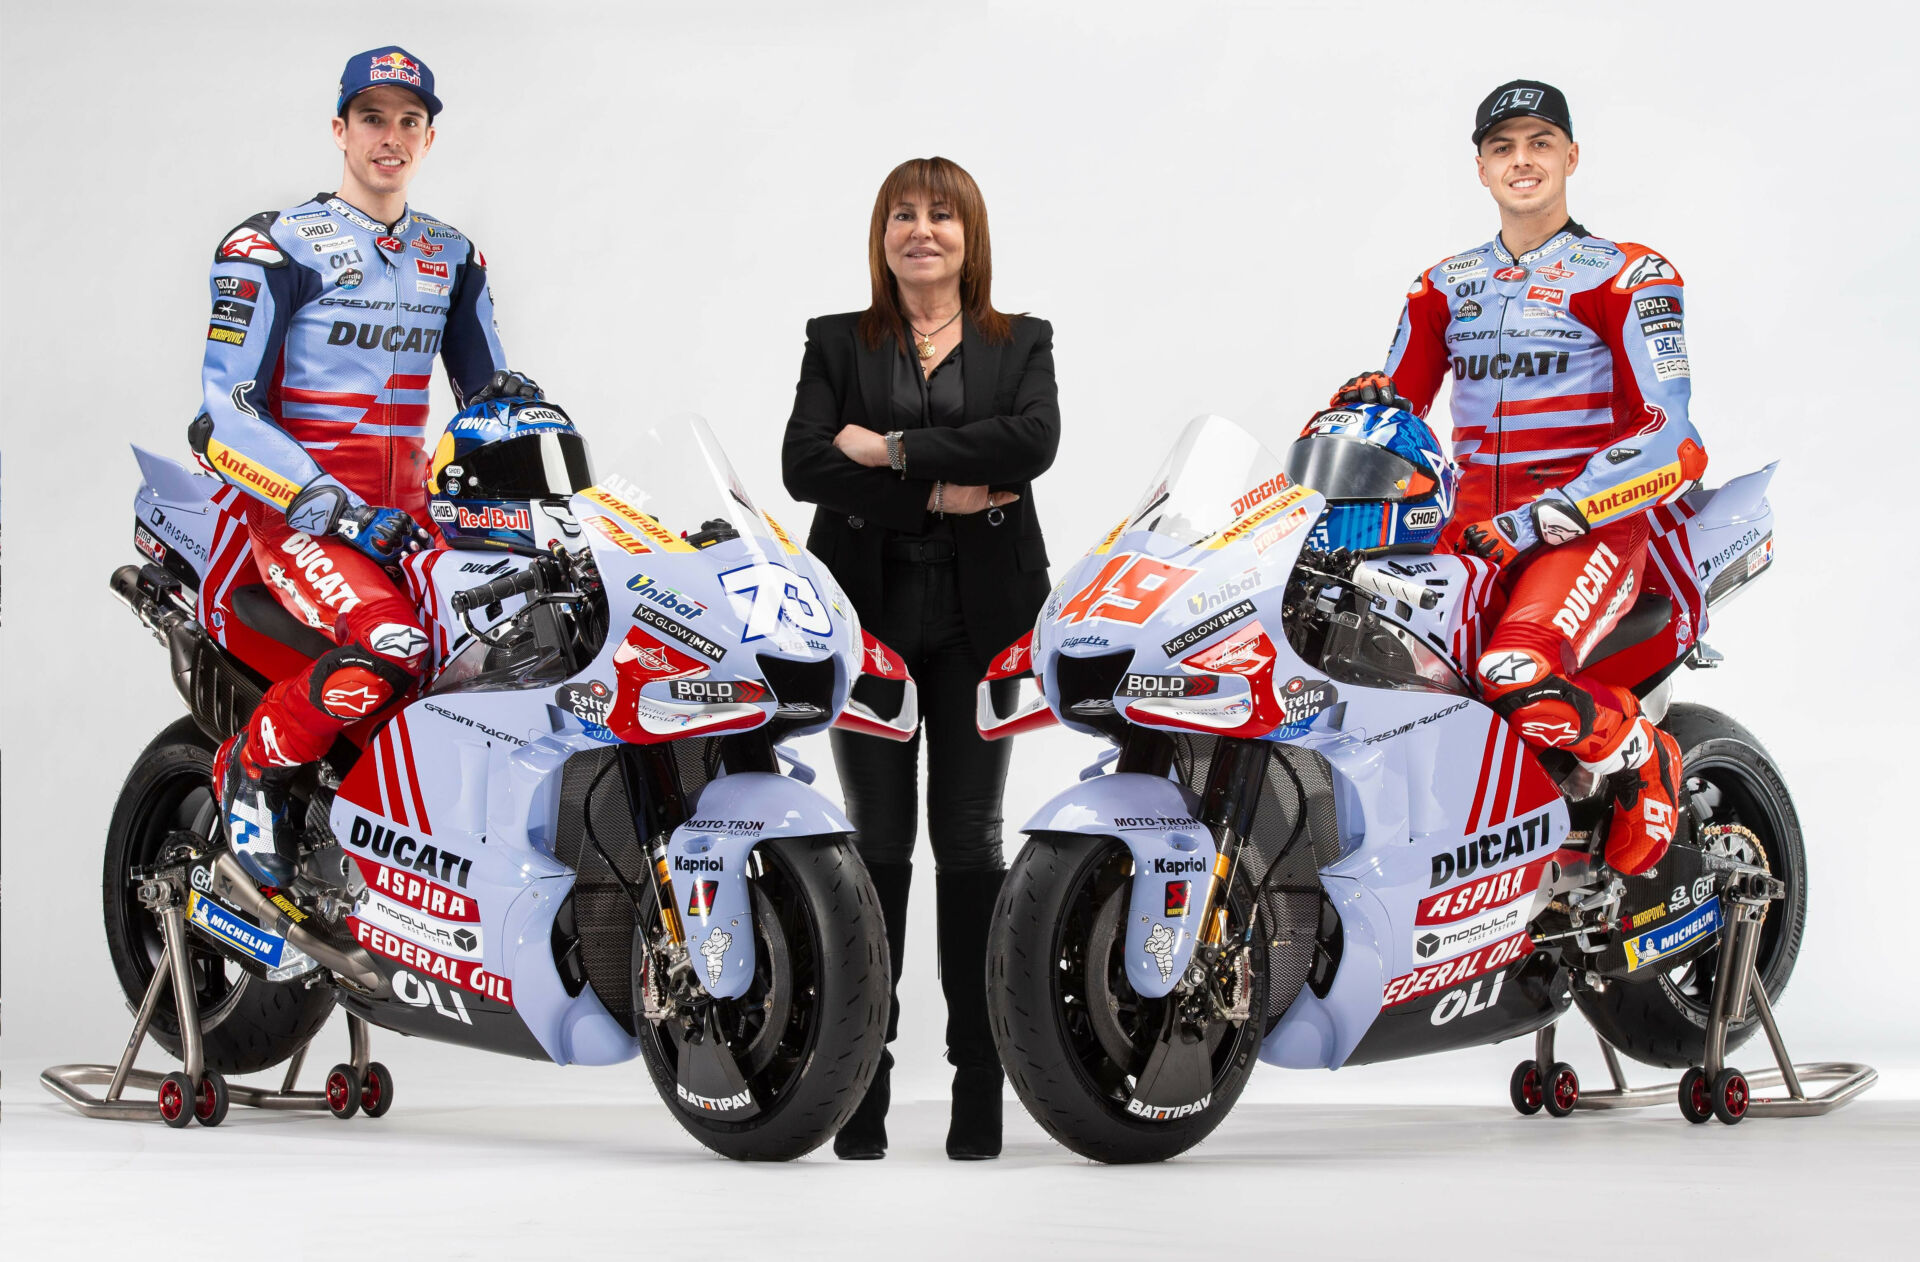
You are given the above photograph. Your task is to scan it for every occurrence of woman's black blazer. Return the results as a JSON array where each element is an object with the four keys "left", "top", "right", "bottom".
[{"left": 781, "top": 311, "right": 1059, "bottom": 663}]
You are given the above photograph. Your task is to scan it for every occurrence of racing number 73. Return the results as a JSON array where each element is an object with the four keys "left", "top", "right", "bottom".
[
  {"left": 1056, "top": 553, "right": 1198, "bottom": 626},
  {"left": 719, "top": 562, "right": 832, "bottom": 642}
]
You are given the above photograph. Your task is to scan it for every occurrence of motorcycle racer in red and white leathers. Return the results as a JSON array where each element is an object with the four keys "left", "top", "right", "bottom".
[
  {"left": 1332, "top": 80, "right": 1707, "bottom": 876},
  {"left": 195, "top": 46, "right": 540, "bottom": 884}
]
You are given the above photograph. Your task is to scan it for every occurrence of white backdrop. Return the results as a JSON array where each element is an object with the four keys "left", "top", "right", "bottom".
[{"left": 4, "top": 0, "right": 1917, "bottom": 1109}]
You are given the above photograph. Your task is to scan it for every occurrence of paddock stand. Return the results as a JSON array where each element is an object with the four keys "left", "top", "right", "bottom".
[
  {"left": 1509, "top": 869, "right": 1877, "bottom": 1125},
  {"left": 41, "top": 862, "right": 393, "bottom": 1127}
]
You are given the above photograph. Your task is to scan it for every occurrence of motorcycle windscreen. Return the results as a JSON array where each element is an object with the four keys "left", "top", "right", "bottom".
[
  {"left": 1119, "top": 414, "right": 1293, "bottom": 548},
  {"left": 568, "top": 414, "right": 855, "bottom": 742}
]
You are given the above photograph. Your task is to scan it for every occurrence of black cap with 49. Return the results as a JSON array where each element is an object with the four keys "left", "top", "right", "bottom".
[{"left": 1473, "top": 80, "right": 1572, "bottom": 146}]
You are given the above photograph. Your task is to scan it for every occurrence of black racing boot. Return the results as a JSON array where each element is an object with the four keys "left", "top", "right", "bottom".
[
  {"left": 939, "top": 868, "right": 1007, "bottom": 1160},
  {"left": 835, "top": 860, "right": 913, "bottom": 1160},
  {"left": 213, "top": 732, "right": 300, "bottom": 887}
]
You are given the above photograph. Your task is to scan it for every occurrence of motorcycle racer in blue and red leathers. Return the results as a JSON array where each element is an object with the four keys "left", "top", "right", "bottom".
[
  {"left": 1331, "top": 81, "right": 1708, "bottom": 877},
  {"left": 194, "top": 46, "right": 542, "bottom": 884}
]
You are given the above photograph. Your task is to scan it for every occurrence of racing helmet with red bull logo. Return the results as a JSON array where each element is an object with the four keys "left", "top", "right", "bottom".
[
  {"left": 1285, "top": 404, "right": 1457, "bottom": 552},
  {"left": 428, "top": 398, "right": 594, "bottom": 551}
]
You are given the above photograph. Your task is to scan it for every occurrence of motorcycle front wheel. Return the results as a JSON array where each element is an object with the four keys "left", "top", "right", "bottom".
[
  {"left": 988, "top": 832, "right": 1267, "bottom": 1164},
  {"left": 634, "top": 839, "right": 887, "bottom": 1161}
]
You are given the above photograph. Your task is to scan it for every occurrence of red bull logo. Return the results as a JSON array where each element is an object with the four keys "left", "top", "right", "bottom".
[
  {"left": 368, "top": 52, "right": 422, "bottom": 86},
  {"left": 456, "top": 504, "right": 532, "bottom": 533}
]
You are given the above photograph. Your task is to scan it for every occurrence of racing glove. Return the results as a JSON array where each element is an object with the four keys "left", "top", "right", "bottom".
[
  {"left": 1459, "top": 512, "right": 1534, "bottom": 571},
  {"left": 285, "top": 475, "right": 429, "bottom": 562},
  {"left": 1459, "top": 494, "right": 1590, "bottom": 571},
  {"left": 336, "top": 504, "right": 430, "bottom": 563},
  {"left": 1328, "top": 371, "right": 1415, "bottom": 412},
  {"left": 466, "top": 369, "right": 544, "bottom": 406}
]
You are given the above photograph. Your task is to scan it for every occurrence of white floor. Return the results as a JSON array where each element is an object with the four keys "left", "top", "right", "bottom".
[{"left": 4, "top": 1036, "right": 1915, "bottom": 1259}]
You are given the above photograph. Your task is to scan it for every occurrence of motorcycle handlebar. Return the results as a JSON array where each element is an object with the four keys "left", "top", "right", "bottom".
[
  {"left": 1347, "top": 563, "right": 1440, "bottom": 610},
  {"left": 450, "top": 563, "right": 548, "bottom": 615}
]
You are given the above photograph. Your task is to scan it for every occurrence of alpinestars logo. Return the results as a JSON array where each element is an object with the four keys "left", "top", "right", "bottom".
[
  {"left": 1618, "top": 253, "right": 1677, "bottom": 289},
  {"left": 369, "top": 623, "right": 429, "bottom": 661},
  {"left": 1478, "top": 650, "right": 1540, "bottom": 687}
]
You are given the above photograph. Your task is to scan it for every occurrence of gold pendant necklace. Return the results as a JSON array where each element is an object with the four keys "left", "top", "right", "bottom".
[{"left": 910, "top": 309, "right": 961, "bottom": 360}]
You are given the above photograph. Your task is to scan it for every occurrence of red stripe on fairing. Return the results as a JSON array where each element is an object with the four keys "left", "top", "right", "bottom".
[
  {"left": 1491, "top": 392, "right": 1616, "bottom": 418},
  {"left": 422, "top": 555, "right": 450, "bottom": 663},
  {"left": 1649, "top": 528, "right": 1703, "bottom": 634},
  {"left": 1487, "top": 720, "right": 1522, "bottom": 828},
  {"left": 1465, "top": 716, "right": 1502, "bottom": 833},
  {"left": 378, "top": 730, "right": 409, "bottom": 827},
  {"left": 1514, "top": 744, "right": 1562, "bottom": 818},
  {"left": 397, "top": 713, "right": 433, "bottom": 834}
]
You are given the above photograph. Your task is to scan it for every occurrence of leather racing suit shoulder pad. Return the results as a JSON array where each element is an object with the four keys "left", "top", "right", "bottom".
[{"left": 215, "top": 210, "right": 291, "bottom": 269}]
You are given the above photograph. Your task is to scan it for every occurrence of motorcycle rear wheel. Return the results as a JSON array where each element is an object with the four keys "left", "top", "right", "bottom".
[
  {"left": 634, "top": 839, "right": 887, "bottom": 1161},
  {"left": 988, "top": 832, "right": 1267, "bottom": 1164},
  {"left": 1573, "top": 703, "right": 1807, "bottom": 1068},
  {"left": 102, "top": 717, "right": 336, "bottom": 1075}
]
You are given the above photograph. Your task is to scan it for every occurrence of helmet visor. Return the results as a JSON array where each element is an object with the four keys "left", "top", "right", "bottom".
[
  {"left": 1283, "top": 436, "right": 1423, "bottom": 502},
  {"left": 456, "top": 432, "right": 594, "bottom": 500}
]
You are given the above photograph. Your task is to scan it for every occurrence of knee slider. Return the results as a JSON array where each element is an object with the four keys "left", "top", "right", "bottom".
[
  {"left": 310, "top": 646, "right": 416, "bottom": 719},
  {"left": 1488, "top": 677, "right": 1598, "bottom": 749}
]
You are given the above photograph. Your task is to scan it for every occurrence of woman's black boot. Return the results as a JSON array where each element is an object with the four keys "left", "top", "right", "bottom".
[
  {"left": 939, "top": 868, "right": 1007, "bottom": 1160},
  {"left": 835, "top": 860, "right": 913, "bottom": 1159}
]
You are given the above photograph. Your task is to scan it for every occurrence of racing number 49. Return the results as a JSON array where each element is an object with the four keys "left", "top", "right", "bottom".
[{"left": 1056, "top": 553, "right": 1197, "bottom": 626}]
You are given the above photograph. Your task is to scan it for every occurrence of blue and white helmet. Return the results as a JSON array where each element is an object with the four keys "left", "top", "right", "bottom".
[
  {"left": 428, "top": 398, "right": 594, "bottom": 551},
  {"left": 1285, "top": 404, "right": 1457, "bottom": 552}
]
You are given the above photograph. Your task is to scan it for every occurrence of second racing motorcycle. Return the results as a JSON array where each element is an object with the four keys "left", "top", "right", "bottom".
[
  {"left": 977, "top": 413, "right": 1803, "bottom": 1161},
  {"left": 102, "top": 415, "right": 912, "bottom": 1157}
]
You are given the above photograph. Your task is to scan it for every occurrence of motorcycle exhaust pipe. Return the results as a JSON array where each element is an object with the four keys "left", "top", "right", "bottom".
[
  {"left": 210, "top": 853, "right": 390, "bottom": 998},
  {"left": 111, "top": 563, "right": 262, "bottom": 740}
]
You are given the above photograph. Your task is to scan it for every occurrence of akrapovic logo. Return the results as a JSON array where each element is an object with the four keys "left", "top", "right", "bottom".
[{"left": 1126, "top": 1094, "right": 1211, "bottom": 1121}]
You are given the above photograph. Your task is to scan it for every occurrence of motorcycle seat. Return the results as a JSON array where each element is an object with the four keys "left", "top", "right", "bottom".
[
  {"left": 231, "top": 584, "right": 334, "bottom": 660},
  {"left": 1582, "top": 592, "right": 1673, "bottom": 671}
]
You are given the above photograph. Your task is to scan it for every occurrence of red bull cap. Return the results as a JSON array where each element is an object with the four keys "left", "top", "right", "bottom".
[{"left": 337, "top": 45, "right": 442, "bottom": 119}]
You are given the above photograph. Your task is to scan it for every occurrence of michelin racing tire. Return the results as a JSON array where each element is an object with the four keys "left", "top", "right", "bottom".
[
  {"left": 1573, "top": 704, "right": 1806, "bottom": 1069},
  {"left": 102, "top": 718, "right": 336, "bottom": 1075},
  {"left": 988, "top": 832, "right": 1266, "bottom": 1164},
  {"left": 636, "top": 838, "right": 887, "bottom": 1161}
]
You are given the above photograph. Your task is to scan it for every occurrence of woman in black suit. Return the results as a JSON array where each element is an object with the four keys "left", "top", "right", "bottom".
[{"left": 783, "top": 156, "right": 1058, "bottom": 1160}]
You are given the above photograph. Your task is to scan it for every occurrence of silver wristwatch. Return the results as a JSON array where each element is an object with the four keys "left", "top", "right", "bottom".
[{"left": 885, "top": 431, "right": 906, "bottom": 474}]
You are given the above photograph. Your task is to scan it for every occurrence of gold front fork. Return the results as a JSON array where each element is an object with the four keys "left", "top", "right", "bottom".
[
  {"left": 652, "top": 851, "right": 685, "bottom": 946},
  {"left": 1200, "top": 850, "right": 1233, "bottom": 945}
]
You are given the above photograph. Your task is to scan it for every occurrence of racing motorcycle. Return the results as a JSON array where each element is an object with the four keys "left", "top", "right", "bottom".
[
  {"left": 104, "top": 415, "right": 913, "bottom": 1158},
  {"left": 977, "top": 414, "right": 1802, "bottom": 1162}
]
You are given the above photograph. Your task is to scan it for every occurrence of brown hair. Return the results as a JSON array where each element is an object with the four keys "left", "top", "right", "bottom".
[{"left": 859, "top": 156, "right": 1013, "bottom": 352}]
